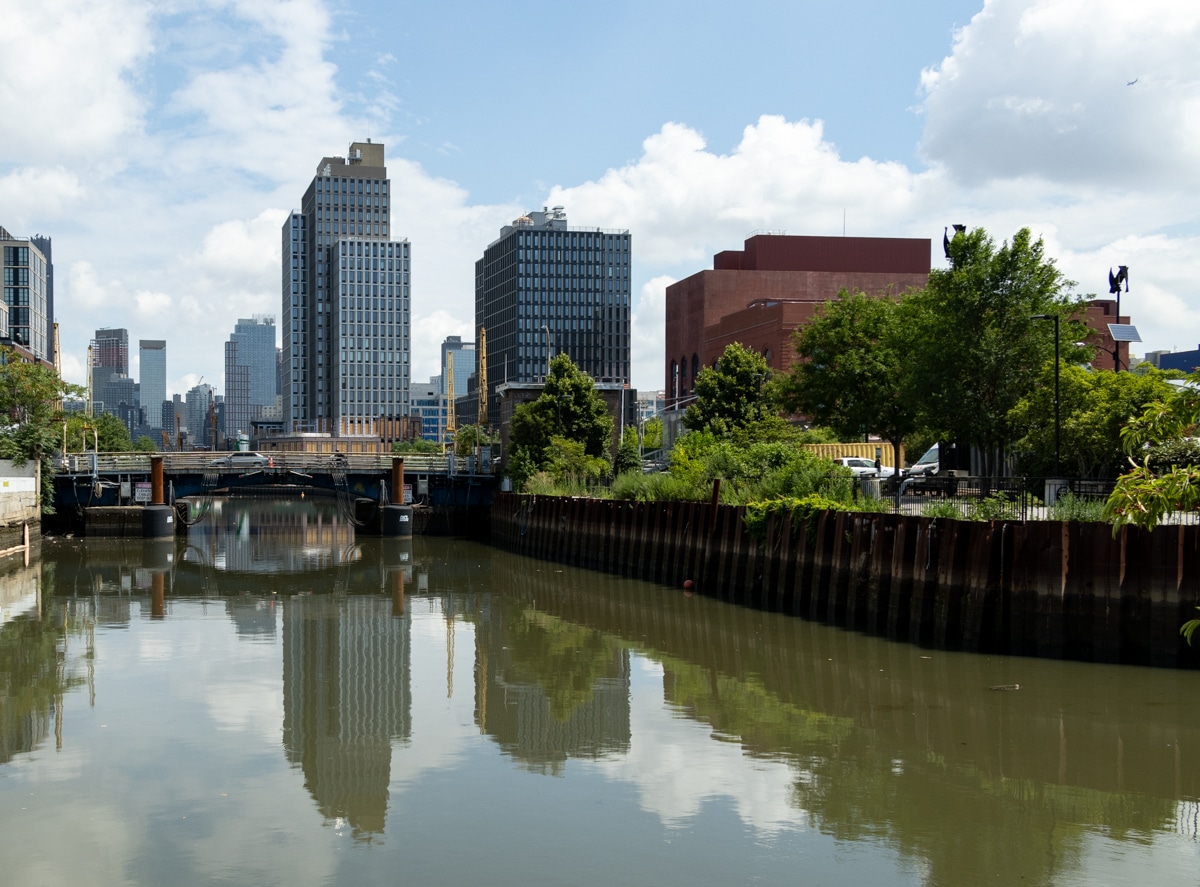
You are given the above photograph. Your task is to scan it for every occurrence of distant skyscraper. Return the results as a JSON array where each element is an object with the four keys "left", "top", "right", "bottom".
[
  {"left": 224, "top": 316, "right": 276, "bottom": 440},
  {"left": 1, "top": 225, "right": 52, "bottom": 362},
  {"left": 440, "top": 335, "right": 474, "bottom": 399},
  {"left": 475, "top": 206, "right": 631, "bottom": 427},
  {"left": 185, "top": 383, "right": 214, "bottom": 450},
  {"left": 139, "top": 340, "right": 166, "bottom": 430},
  {"left": 92, "top": 327, "right": 131, "bottom": 418},
  {"left": 93, "top": 327, "right": 128, "bottom": 375},
  {"left": 282, "top": 141, "right": 411, "bottom": 438}
]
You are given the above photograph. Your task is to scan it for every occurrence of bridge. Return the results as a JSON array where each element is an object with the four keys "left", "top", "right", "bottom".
[{"left": 51, "top": 451, "right": 501, "bottom": 513}]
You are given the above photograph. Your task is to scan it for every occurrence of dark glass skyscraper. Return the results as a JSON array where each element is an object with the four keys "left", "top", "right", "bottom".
[
  {"left": 474, "top": 206, "right": 631, "bottom": 427},
  {"left": 282, "top": 141, "right": 410, "bottom": 436}
]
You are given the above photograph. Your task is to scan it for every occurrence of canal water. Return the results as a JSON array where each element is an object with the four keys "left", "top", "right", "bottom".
[{"left": 1, "top": 498, "right": 1199, "bottom": 886}]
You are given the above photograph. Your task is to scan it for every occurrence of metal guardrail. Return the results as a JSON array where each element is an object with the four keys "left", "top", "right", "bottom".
[{"left": 58, "top": 452, "right": 485, "bottom": 475}]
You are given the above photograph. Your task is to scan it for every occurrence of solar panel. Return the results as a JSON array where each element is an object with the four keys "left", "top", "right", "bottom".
[{"left": 1108, "top": 323, "right": 1142, "bottom": 343}]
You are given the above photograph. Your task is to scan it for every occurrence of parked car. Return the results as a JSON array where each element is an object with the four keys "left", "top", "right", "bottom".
[
  {"left": 833, "top": 457, "right": 896, "bottom": 479},
  {"left": 210, "top": 451, "right": 271, "bottom": 469}
]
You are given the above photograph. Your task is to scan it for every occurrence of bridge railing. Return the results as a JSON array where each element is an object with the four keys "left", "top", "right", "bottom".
[{"left": 59, "top": 452, "right": 489, "bottom": 476}]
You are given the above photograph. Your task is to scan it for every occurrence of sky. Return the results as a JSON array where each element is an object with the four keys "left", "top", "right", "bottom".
[{"left": 2, "top": 0, "right": 1199, "bottom": 401}]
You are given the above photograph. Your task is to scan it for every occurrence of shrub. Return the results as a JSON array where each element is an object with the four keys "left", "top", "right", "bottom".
[
  {"left": 744, "top": 494, "right": 850, "bottom": 541},
  {"left": 921, "top": 501, "right": 964, "bottom": 520},
  {"left": 1048, "top": 492, "right": 1108, "bottom": 522}
]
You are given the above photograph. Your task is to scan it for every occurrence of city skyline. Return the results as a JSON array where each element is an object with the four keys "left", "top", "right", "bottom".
[{"left": 2, "top": 0, "right": 1198, "bottom": 399}]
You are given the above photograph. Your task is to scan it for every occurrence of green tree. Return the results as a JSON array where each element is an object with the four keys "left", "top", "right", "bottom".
[
  {"left": 133, "top": 435, "right": 158, "bottom": 453},
  {"left": 1008, "top": 365, "right": 1174, "bottom": 478},
  {"left": 614, "top": 425, "right": 641, "bottom": 475},
  {"left": 392, "top": 438, "right": 440, "bottom": 454},
  {"left": 683, "top": 343, "right": 776, "bottom": 436},
  {"left": 640, "top": 416, "right": 663, "bottom": 453},
  {"left": 65, "top": 411, "right": 134, "bottom": 452},
  {"left": 452, "top": 423, "right": 498, "bottom": 457},
  {"left": 1104, "top": 370, "right": 1200, "bottom": 531},
  {"left": 781, "top": 290, "right": 916, "bottom": 474},
  {"left": 509, "top": 354, "right": 613, "bottom": 488},
  {"left": 0, "top": 348, "right": 86, "bottom": 512},
  {"left": 906, "top": 228, "right": 1089, "bottom": 474}
]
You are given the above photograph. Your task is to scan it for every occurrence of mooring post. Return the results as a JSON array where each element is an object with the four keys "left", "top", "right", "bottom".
[
  {"left": 143, "top": 456, "right": 174, "bottom": 538},
  {"left": 151, "top": 456, "right": 164, "bottom": 505},
  {"left": 381, "top": 457, "right": 413, "bottom": 537},
  {"left": 392, "top": 457, "right": 405, "bottom": 505}
]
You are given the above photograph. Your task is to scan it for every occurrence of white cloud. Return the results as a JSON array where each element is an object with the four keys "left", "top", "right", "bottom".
[
  {"left": 631, "top": 276, "right": 673, "bottom": 395},
  {"left": 919, "top": 0, "right": 1200, "bottom": 188},
  {"left": 0, "top": 168, "right": 84, "bottom": 227},
  {"left": 0, "top": 0, "right": 153, "bottom": 165}
]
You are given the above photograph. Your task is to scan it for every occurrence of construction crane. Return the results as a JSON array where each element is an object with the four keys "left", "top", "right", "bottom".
[
  {"left": 86, "top": 344, "right": 94, "bottom": 418},
  {"left": 444, "top": 351, "right": 456, "bottom": 455},
  {"left": 477, "top": 326, "right": 488, "bottom": 430}
]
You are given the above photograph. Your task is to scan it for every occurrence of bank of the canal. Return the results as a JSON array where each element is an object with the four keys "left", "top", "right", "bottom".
[{"left": 489, "top": 493, "right": 1200, "bottom": 669}]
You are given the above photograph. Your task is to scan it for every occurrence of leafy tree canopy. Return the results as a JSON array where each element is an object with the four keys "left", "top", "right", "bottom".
[
  {"left": 509, "top": 353, "right": 613, "bottom": 487},
  {"left": 781, "top": 290, "right": 916, "bottom": 472},
  {"left": 1105, "top": 371, "right": 1200, "bottom": 530},
  {"left": 1008, "top": 365, "right": 1174, "bottom": 478},
  {"left": 683, "top": 343, "right": 776, "bottom": 436},
  {"left": 905, "top": 227, "right": 1090, "bottom": 474}
]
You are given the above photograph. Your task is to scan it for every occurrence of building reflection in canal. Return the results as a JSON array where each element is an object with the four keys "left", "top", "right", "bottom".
[{"left": 0, "top": 497, "right": 1198, "bottom": 885}]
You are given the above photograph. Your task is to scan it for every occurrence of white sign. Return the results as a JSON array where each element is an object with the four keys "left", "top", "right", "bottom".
[{"left": 135, "top": 482, "right": 152, "bottom": 503}]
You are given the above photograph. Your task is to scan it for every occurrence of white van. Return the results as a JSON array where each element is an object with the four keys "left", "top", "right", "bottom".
[{"left": 907, "top": 444, "right": 939, "bottom": 476}]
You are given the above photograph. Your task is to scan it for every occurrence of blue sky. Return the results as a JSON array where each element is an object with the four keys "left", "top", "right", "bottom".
[{"left": 2, "top": 0, "right": 1197, "bottom": 399}]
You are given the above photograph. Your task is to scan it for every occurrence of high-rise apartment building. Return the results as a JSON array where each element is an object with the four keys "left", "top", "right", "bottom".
[
  {"left": 282, "top": 141, "right": 411, "bottom": 439},
  {"left": 474, "top": 206, "right": 631, "bottom": 427},
  {"left": 1, "top": 225, "right": 52, "bottom": 362},
  {"left": 139, "top": 340, "right": 167, "bottom": 430},
  {"left": 224, "top": 316, "right": 277, "bottom": 441}
]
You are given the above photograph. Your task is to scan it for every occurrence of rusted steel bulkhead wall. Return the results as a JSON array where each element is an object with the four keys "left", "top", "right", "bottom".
[{"left": 490, "top": 493, "right": 1200, "bottom": 667}]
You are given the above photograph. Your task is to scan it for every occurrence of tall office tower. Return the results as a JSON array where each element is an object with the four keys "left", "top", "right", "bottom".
[
  {"left": 440, "top": 335, "right": 474, "bottom": 399},
  {"left": 475, "top": 206, "right": 631, "bottom": 427},
  {"left": 282, "top": 141, "right": 411, "bottom": 437},
  {"left": 30, "top": 235, "right": 53, "bottom": 360},
  {"left": 139, "top": 340, "right": 167, "bottom": 429},
  {"left": 224, "top": 316, "right": 276, "bottom": 441},
  {"left": 1, "top": 225, "right": 51, "bottom": 361}
]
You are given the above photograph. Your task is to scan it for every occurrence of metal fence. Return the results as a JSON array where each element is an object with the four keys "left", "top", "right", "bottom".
[{"left": 849, "top": 474, "right": 1200, "bottom": 525}]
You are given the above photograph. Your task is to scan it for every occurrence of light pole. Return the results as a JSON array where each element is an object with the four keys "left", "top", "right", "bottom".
[
  {"left": 1032, "top": 313, "right": 1060, "bottom": 476},
  {"left": 1108, "top": 265, "right": 1129, "bottom": 371}
]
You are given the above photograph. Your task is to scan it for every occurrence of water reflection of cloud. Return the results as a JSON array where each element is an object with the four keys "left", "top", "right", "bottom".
[
  {"left": 584, "top": 656, "right": 808, "bottom": 835},
  {"left": 388, "top": 613, "right": 478, "bottom": 790},
  {"left": 206, "top": 676, "right": 283, "bottom": 742}
]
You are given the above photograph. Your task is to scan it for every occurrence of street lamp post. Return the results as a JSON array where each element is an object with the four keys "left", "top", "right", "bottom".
[{"left": 1032, "top": 313, "right": 1061, "bottom": 477}]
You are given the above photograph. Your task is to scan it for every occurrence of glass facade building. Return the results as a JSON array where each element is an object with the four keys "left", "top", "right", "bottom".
[
  {"left": 139, "top": 339, "right": 167, "bottom": 430},
  {"left": 282, "top": 141, "right": 410, "bottom": 436},
  {"left": 1, "top": 226, "right": 50, "bottom": 360},
  {"left": 474, "top": 207, "right": 631, "bottom": 428},
  {"left": 224, "top": 317, "right": 276, "bottom": 440}
]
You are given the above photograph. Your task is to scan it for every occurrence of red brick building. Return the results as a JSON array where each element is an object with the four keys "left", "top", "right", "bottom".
[
  {"left": 1082, "top": 299, "right": 1131, "bottom": 372},
  {"left": 664, "top": 234, "right": 931, "bottom": 406}
]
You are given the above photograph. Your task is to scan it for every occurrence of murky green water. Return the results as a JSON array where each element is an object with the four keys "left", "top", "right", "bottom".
[{"left": 1, "top": 499, "right": 1198, "bottom": 886}]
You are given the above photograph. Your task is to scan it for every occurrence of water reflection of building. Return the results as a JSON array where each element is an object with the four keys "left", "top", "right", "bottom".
[
  {"left": 474, "top": 601, "right": 631, "bottom": 774},
  {"left": 281, "top": 595, "right": 411, "bottom": 838},
  {"left": 226, "top": 596, "right": 277, "bottom": 639},
  {"left": 185, "top": 499, "right": 359, "bottom": 574}
]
